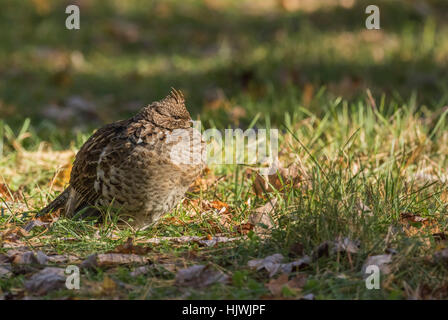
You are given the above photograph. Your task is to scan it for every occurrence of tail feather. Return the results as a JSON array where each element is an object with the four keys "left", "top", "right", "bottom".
[{"left": 38, "top": 188, "right": 70, "bottom": 216}]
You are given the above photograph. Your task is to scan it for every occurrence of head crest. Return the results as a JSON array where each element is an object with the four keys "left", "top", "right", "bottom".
[{"left": 167, "top": 88, "right": 185, "bottom": 105}]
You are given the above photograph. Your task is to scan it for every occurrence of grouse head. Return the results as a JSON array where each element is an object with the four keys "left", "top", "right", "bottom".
[{"left": 139, "top": 89, "right": 192, "bottom": 130}]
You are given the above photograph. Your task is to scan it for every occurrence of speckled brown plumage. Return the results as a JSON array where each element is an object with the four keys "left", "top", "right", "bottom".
[{"left": 40, "top": 89, "right": 205, "bottom": 227}]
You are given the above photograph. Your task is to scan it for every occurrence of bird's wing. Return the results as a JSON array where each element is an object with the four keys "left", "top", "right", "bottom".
[{"left": 70, "top": 119, "right": 130, "bottom": 206}]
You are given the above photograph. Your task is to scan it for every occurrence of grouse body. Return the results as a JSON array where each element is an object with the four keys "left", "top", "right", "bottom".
[{"left": 41, "top": 89, "right": 205, "bottom": 227}]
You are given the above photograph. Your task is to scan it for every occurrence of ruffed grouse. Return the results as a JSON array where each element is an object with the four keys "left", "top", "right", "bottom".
[{"left": 40, "top": 89, "right": 205, "bottom": 227}]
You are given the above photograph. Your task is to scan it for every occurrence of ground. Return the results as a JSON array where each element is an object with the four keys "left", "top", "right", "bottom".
[{"left": 1, "top": 0, "right": 448, "bottom": 299}]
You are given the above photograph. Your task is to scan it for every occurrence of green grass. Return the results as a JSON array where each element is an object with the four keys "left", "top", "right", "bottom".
[{"left": 1, "top": 0, "right": 448, "bottom": 300}]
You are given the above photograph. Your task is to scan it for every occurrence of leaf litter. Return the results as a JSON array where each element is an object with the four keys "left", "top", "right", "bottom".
[
  {"left": 175, "top": 264, "right": 230, "bottom": 288},
  {"left": 248, "top": 253, "right": 311, "bottom": 277}
]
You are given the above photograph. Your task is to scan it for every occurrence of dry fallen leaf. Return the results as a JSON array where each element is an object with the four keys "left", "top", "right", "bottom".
[
  {"left": 175, "top": 264, "right": 229, "bottom": 288},
  {"left": 130, "top": 263, "right": 178, "bottom": 278},
  {"left": 46, "top": 254, "right": 80, "bottom": 264},
  {"left": 356, "top": 200, "right": 372, "bottom": 217},
  {"left": 101, "top": 275, "right": 117, "bottom": 295},
  {"left": 130, "top": 265, "right": 153, "bottom": 277},
  {"left": 248, "top": 253, "right": 310, "bottom": 277},
  {"left": 280, "top": 256, "right": 311, "bottom": 274},
  {"left": 81, "top": 253, "right": 148, "bottom": 268},
  {"left": 137, "top": 236, "right": 239, "bottom": 247},
  {"left": 24, "top": 267, "right": 66, "bottom": 296},
  {"left": 266, "top": 273, "right": 307, "bottom": 297},
  {"left": 187, "top": 167, "right": 216, "bottom": 193},
  {"left": 362, "top": 254, "right": 393, "bottom": 275},
  {"left": 313, "top": 238, "right": 361, "bottom": 261},
  {"left": 0, "top": 183, "right": 13, "bottom": 201},
  {"left": 0, "top": 254, "right": 9, "bottom": 264},
  {"left": 11, "top": 251, "right": 48, "bottom": 265},
  {"left": 253, "top": 162, "right": 307, "bottom": 196},
  {"left": 207, "top": 200, "right": 230, "bottom": 214},
  {"left": 111, "top": 237, "right": 149, "bottom": 255},
  {"left": 1, "top": 227, "right": 30, "bottom": 243},
  {"left": 248, "top": 254, "right": 284, "bottom": 277},
  {"left": 23, "top": 219, "right": 52, "bottom": 233},
  {"left": 412, "top": 283, "right": 448, "bottom": 300},
  {"left": 399, "top": 212, "right": 440, "bottom": 239},
  {"left": 0, "top": 265, "right": 12, "bottom": 279},
  {"left": 332, "top": 237, "right": 360, "bottom": 255},
  {"left": 248, "top": 198, "right": 277, "bottom": 236},
  {"left": 266, "top": 273, "right": 289, "bottom": 296},
  {"left": 400, "top": 212, "right": 429, "bottom": 223},
  {"left": 302, "top": 293, "right": 315, "bottom": 300}
]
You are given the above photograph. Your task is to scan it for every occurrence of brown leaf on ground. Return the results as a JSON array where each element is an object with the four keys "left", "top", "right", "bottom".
[
  {"left": 266, "top": 273, "right": 307, "bottom": 297},
  {"left": 180, "top": 198, "right": 234, "bottom": 233},
  {"left": 185, "top": 198, "right": 231, "bottom": 216},
  {"left": 1, "top": 226, "right": 29, "bottom": 242},
  {"left": 24, "top": 267, "right": 66, "bottom": 296},
  {"left": 187, "top": 167, "right": 216, "bottom": 193},
  {"left": 137, "top": 235, "right": 240, "bottom": 247},
  {"left": 248, "top": 254, "right": 284, "bottom": 277},
  {"left": 111, "top": 237, "right": 149, "bottom": 255},
  {"left": 248, "top": 253, "right": 310, "bottom": 277},
  {"left": 253, "top": 171, "right": 282, "bottom": 196},
  {"left": 130, "top": 263, "right": 178, "bottom": 278},
  {"left": 46, "top": 254, "right": 80, "bottom": 264},
  {"left": 175, "top": 264, "right": 229, "bottom": 288},
  {"left": 0, "top": 264, "right": 12, "bottom": 279},
  {"left": 356, "top": 200, "right": 372, "bottom": 217},
  {"left": 22, "top": 220, "right": 49, "bottom": 232},
  {"left": 399, "top": 212, "right": 441, "bottom": 239},
  {"left": 413, "top": 283, "right": 448, "bottom": 300},
  {"left": 206, "top": 200, "right": 231, "bottom": 214},
  {"left": 237, "top": 222, "right": 254, "bottom": 235},
  {"left": 313, "top": 238, "right": 360, "bottom": 261},
  {"left": 287, "top": 274, "right": 308, "bottom": 290},
  {"left": 253, "top": 162, "right": 308, "bottom": 196},
  {"left": 129, "top": 265, "right": 153, "bottom": 277},
  {"left": 0, "top": 183, "right": 24, "bottom": 202},
  {"left": 81, "top": 253, "right": 148, "bottom": 268},
  {"left": 0, "top": 183, "right": 13, "bottom": 201},
  {"left": 248, "top": 198, "right": 277, "bottom": 236},
  {"left": 362, "top": 254, "right": 393, "bottom": 275},
  {"left": 332, "top": 237, "right": 360, "bottom": 254},
  {"left": 400, "top": 212, "right": 429, "bottom": 223},
  {"left": 0, "top": 254, "right": 10, "bottom": 264},
  {"left": 101, "top": 275, "right": 117, "bottom": 295},
  {"left": 280, "top": 256, "right": 311, "bottom": 274},
  {"left": 266, "top": 273, "right": 289, "bottom": 296},
  {"left": 11, "top": 250, "right": 48, "bottom": 265}
]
